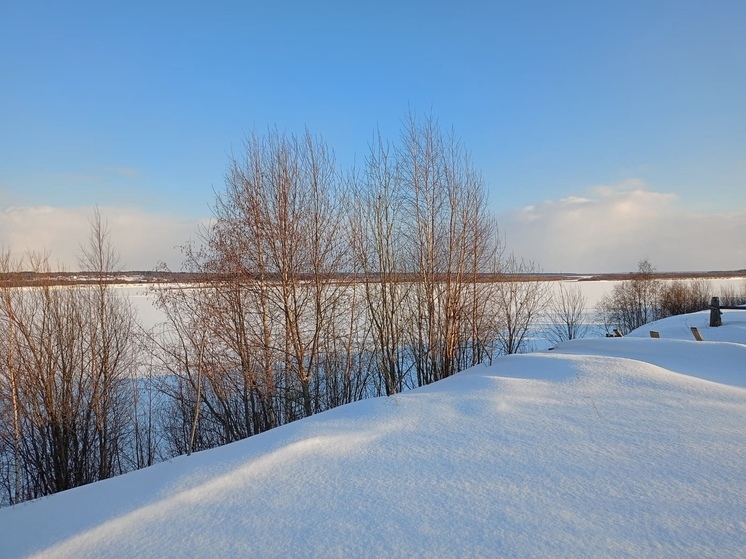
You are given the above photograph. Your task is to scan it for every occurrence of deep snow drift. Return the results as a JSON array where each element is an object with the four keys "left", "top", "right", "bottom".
[{"left": 1, "top": 310, "right": 744, "bottom": 558}]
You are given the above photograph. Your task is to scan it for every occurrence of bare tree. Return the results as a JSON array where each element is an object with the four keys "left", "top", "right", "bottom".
[
  {"left": 0, "top": 248, "right": 23, "bottom": 504},
  {"left": 218, "top": 129, "right": 352, "bottom": 418},
  {"left": 0, "top": 213, "right": 140, "bottom": 505},
  {"left": 130, "top": 346, "right": 162, "bottom": 469},
  {"left": 546, "top": 282, "right": 590, "bottom": 345},
  {"left": 77, "top": 208, "right": 139, "bottom": 480},
  {"left": 598, "top": 259, "right": 661, "bottom": 335},
  {"left": 494, "top": 255, "right": 550, "bottom": 355},
  {"left": 1, "top": 256, "right": 99, "bottom": 498},
  {"left": 150, "top": 277, "right": 259, "bottom": 454},
  {"left": 351, "top": 132, "right": 412, "bottom": 395},
  {"left": 399, "top": 112, "right": 501, "bottom": 385}
]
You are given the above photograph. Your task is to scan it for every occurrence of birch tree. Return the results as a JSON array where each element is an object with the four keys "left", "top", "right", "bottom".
[{"left": 399, "top": 112, "right": 501, "bottom": 384}]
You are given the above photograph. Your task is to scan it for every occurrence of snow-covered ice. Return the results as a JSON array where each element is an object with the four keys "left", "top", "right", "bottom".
[{"left": 1, "top": 310, "right": 744, "bottom": 558}]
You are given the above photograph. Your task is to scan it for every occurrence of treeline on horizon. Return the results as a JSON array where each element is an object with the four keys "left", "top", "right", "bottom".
[
  {"left": 2, "top": 113, "right": 745, "bottom": 507},
  {"left": 0, "top": 271, "right": 581, "bottom": 288},
  {"left": 3, "top": 269, "right": 746, "bottom": 289}
]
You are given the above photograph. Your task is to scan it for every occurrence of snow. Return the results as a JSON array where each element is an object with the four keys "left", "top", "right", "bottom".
[
  {"left": 1, "top": 311, "right": 745, "bottom": 558},
  {"left": 115, "top": 283, "right": 163, "bottom": 329}
]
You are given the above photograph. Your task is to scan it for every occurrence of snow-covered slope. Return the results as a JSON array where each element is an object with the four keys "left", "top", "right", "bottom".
[
  {"left": 625, "top": 308, "right": 746, "bottom": 344},
  {"left": 1, "top": 312, "right": 744, "bottom": 558}
]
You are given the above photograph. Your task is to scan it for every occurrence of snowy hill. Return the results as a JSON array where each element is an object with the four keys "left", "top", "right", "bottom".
[{"left": 1, "top": 311, "right": 744, "bottom": 558}]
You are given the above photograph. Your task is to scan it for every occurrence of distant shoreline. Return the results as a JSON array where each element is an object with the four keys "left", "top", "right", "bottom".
[{"left": 2, "top": 269, "right": 745, "bottom": 288}]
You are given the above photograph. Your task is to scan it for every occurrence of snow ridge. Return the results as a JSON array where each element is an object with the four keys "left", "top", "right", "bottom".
[{"left": 1, "top": 312, "right": 744, "bottom": 558}]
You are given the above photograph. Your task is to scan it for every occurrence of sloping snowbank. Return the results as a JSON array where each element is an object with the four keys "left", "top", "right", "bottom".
[
  {"left": 1, "top": 312, "right": 744, "bottom": 558},
  {"left": 625, "top": 308, "right": 746, "bottom": 344}
]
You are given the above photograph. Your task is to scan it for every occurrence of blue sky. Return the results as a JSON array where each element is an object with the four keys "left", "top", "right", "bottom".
[{"left": 1, "top": 0, "right": 745, "bottom": 272}]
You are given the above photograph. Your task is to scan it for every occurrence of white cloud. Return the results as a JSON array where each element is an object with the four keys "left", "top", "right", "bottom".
[
  {"left": 0, "top": 206, "right": 206, "bottom": 271},
  {"left": 498, "top": 181, "right": 746, "bottom": 273}
]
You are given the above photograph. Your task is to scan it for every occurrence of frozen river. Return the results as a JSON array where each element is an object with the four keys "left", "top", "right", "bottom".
[{"left": 120, "top": 276, "right": 746, "bottom": 345}]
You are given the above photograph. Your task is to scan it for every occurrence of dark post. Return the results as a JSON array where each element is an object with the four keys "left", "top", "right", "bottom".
[{"left": 709, "top": 297, "right": 722, "bottom": 327}]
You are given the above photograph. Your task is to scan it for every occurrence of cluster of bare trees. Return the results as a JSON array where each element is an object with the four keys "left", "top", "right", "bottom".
[
  {"left": 353, "top": 116, "right": 505, "bottom": 389},
  {"left": 149, "top": 129, "right": 370, "bottom": 455},
  {"left": 1, "top": 115, "right": 560, "bottom": 504},
  {"left": 596, "top": 259, "right": 746, "bottom": 335},
  {"left": 597, "top": 260, "right": 662, "bottom": 335},
  {"left": 149, "top": 115, "right": 558, "bottom": 455},
  {"left": 657, "top": 278, "right": 711, "bottom": 318},
  {"left": 718, "top": 283, "right": 746, "bottom": 307},
  {"left": 0, "top": 211, "right": 153, "bottom": 506}
]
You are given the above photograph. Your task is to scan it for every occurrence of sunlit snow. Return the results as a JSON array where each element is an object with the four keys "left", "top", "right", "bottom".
[{"left": 1, "top": 309, "right": 744, "bottom": 558}]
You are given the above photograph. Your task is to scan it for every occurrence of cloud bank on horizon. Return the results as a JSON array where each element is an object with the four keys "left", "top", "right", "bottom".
[
  {"left": 0, "top": 206, "right": 206, "bottom": 272},
  {"left": 499, "top": 180, "right": 746, "bottom": 273},
  {"left": 2, "top": 180, "right": 743, "bottom": 273}
]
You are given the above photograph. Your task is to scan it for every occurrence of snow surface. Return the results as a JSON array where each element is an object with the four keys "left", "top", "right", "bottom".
[{"left": 1, "top": 312, "right": 745, "bottom": 558}]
